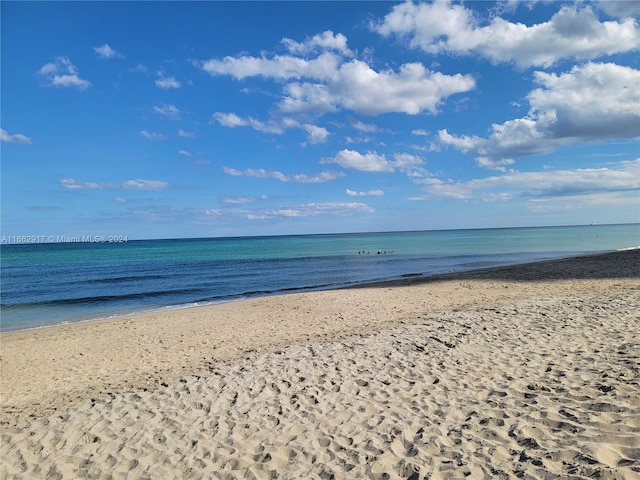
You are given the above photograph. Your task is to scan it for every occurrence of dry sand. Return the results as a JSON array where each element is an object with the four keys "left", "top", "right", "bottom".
[{"left": 1, "top": 250, "right": 639, "bottom": 479}]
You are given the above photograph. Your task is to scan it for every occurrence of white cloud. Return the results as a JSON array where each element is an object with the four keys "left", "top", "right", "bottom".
[
  {"left": 223, "top": 167, "right": 285, "bottom": 181},
  {"left": 59, "top": 179, "right": 103, "bottom": 190},
  {"left": 177, "top": 129, "right": 196, "bottom": 138},
  {"left": 345, "top": 135, "right": 374, "bottom": 145},
  {"left": 411, "top": 129, "right": 429, "bottom": 136},
  {"left": 290, "top": 171, "right": 345, "bottom": 183},
  {"left": 140, "top": 130, "right": 166, "bottom": 140},
  {"left": 201, "top": 53, "right": 341, "bottom": 80},
  {"left": 178, "top": 149, "right": 192, "bottom": 156},
  {"left": 201, "top": 51, "right": 342, "bottom": 81},
  {"left": 302, "top": 124, "right": 330, "bottom": 144},
  {"left": 94, "top": 43, "right": 124, "bottom": 59},
  {"left": 373, "top": 1, "right": 640, "bottom": 68},
  {"left": 60, "top": 178, "right": 169, "bottom": 191},
  {"left": 212, "top": 112, "right": 284, "bottom": 134},
  {"left": 282, "top": 30, "right": 353, "bottom": 56},
  {"left": 440, "top": 62, "right": 640, "bottom": 169},
  {"left": 392, "top": 153, "right": 425, "bottom": 170},
  {"left": 199, "top": 33, "right": 475, "bottom": 116},
  {"left": 346, "top": 188, "right": 385, "bottom": 196},
  {"left": 598, "top": 0, "right": 640, "bottom": 18},
  {"left": 121, "top": 180, "right": 168, "bottom": 190},
  {"left": 223, "top": 167, "right": 344, "bottom": 183},
  {"left": 223, "top": 197, "right": 252, "bottom": 205},
  {"left": 322, "top": 149, "right": 424, "bottom": 173},
  {"left": 415, "top": 159, "right": 640, "bottom": 201},
  {"left": 1, "top": 128, "right": 32, "bottom": 144},
  {"left": 350, "top": 119, "right": 379, "bottom": 133},
  {"left": 213, "top": 112, "right": 249, "bottom": 128},
  {"left": 155, "top": 73, "right": 181, "bottom": 89},
  {"left": 251, "top": 202, "right": 374, "bottom": 220},
  {"left": 213, "top": 112, "right": 329, "bottom": 143},
  {"left": 37, "top": 63, "right": 58, "bottom": 76},
  {"left": 153, "top": 104, "right": 181, "bottom": 118},
  {"left": 323, "top": 150, "right": 393, "bottom": 172},
  {"left": 279, "top": 60, "right": 475, "bottom": 115},
  {"left": 37, "top": 57, "right": 91, "bottom": 90},
  {"left": 114, "top": 197, "right": 127, "bottom": 203},
  {"left": 206, "top": 200, "right": 373, "bottom": 225}
]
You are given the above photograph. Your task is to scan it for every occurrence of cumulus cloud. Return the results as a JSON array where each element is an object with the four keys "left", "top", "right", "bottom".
[
  {"left": 178, "top": 149, "right": 192, "bottom": 156},
  {"left": 324, "top": 150, "right": 392, "bottom": 172},
  {"left": 282, "top": 30, "right": 353, "bottom": 56},
  {"left": 155, "top": 73, "right": 181, "bottom": 89},
  {"left": 373, "top": 1, "right": 640, "bottom": 68},
  {"left": 279, "top": 60, "right": 475, "bottom": 115},
  {"left": 37, "top": 57, "right": 91, "bottom": 90},
  {"left": 199, "top": 33, "right": 474, "bottom": 116},
  {"left": 415, "top": 159, "right": 640, "bottom": 201},
  {"left": 201, "top": 51, "right": 341, "bottom": 81},
  {"left": 153, "top": 104, "right": 181, "bottom": 118},
  {"left": 439, "top": 62, "right": 640, "bottom": 169},
  {"left": 346, "top": 188, "right": 385, "bottom": 196},
  {"left": 94, "top": 43, "right": 124, "bottom": 59},
  {"left": 301, "top": 123, "right": 330, "bottom": 144},
  {"left": 223, "top": 167, "right": 344, "bottom": 183},
  {"left": 60, "top": 178, "right": 169, "bottom": 191},
  {"left": 322, "top": 149, "right": 424, "bottom": 173},
  {"left": 1, "top": 128, "right": 32, "bottom": 144}
]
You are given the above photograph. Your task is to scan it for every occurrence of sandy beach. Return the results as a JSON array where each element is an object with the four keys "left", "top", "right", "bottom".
[{"left": 1, "top": 250, "right": 639, "bottom": 479}]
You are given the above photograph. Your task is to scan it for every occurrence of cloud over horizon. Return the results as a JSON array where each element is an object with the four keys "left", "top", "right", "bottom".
[{"left": 415, "top": 159, "right": 640, "bottom": 202}]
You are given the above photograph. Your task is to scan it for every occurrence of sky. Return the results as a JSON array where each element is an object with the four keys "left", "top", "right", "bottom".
[{"left": 1, "top": 0, "right": 639, "bottom": 240}]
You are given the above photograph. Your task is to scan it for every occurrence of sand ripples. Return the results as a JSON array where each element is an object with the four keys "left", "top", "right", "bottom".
[{"left": 2, "top": 289, "right": 639, "bottom": 479}]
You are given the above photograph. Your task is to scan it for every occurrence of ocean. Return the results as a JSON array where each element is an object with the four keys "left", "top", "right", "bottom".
[{"left": 1, "top": 224, "right": 638, "bottom": 332}]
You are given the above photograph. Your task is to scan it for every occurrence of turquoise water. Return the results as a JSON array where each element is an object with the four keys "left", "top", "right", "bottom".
[{"left": 1, "top": 224, "right": 638, "bottom": 331}]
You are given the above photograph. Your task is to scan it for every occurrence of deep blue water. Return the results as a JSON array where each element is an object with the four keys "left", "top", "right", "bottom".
[{"left": 1, "top": 224, "right": 638, "bottom": 331}]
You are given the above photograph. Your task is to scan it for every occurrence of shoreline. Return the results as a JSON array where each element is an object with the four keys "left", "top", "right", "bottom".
[
  {"left": 1, "top": 249, "right": 639, "bottom": 478},
  {"left": 2, "top": 247, "right": 637, "bottom": 335},
  {"left": 2, "top": 249, "right": 638, "bottom": 419},
  {"left": 357, "top": 247, "right": 640, "bottom": 286}
]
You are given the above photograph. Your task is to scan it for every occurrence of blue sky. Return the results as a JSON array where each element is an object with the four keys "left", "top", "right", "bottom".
[{"left": 2, "top": 1, "right": 639, "bottom": 239}]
